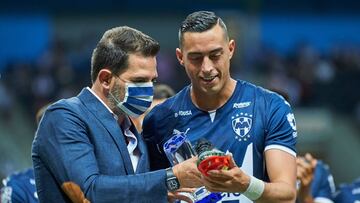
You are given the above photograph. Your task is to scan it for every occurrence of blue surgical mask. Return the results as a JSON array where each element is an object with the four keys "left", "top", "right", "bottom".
[{"left": 110, "top": 82, "right": 153, "bottom": 118}]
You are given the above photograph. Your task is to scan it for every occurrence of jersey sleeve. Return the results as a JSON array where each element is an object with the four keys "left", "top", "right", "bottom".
[
  {"left": 264, "top": 93, "right": 297, "bottom": 156},
  {"left": 312, "top": 161, "right": 336, "bottom": 202}
]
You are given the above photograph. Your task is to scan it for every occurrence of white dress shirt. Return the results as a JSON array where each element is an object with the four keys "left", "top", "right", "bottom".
[{"left": 87, "top": 87, "right": 139, "bottom": 172}]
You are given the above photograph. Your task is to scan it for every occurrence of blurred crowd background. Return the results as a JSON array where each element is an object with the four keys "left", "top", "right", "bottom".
[{"left": 0, "top": 0, "right": 359, "bottom": 186}]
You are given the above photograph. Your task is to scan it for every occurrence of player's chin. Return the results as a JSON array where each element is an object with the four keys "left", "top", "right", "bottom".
[{"left": 201, "top": 85, "right": 221, "bottom": 95}]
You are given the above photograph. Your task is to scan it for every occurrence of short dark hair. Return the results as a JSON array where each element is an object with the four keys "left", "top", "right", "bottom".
[
  {"left": 178, "top": 11, "right": 228, "bottom": 48},
  {"left": 91, "top": 26, "right": 160, "bottom": 83},
  {"left": 269, "top": 88, "right": 290, "bottom": 103},
  {"left": 154, "top": 84, "right": 175, "bottom": 99}
]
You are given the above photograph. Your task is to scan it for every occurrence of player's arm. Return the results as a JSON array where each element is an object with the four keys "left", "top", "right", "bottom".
[
  {"left": 257, "top": 92, "right": 297, "bottom": 202},
  {"left": 200, "top": 151, "right": 296, "bottom": 202},
  {"left": 256, "top": 149, "right": 296, "bottom": 203}
]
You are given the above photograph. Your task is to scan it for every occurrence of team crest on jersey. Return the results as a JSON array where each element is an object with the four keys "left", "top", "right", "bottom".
[{"left": 231, "top": 113, "right": 253, "bottom": 142}]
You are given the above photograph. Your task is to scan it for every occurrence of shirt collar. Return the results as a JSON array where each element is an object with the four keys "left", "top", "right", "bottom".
[
  {"left": 87, "top": 86, "right": 114, "bottom": 115},
  {"left": 87, "top": 87, "right": 133, "bottom": 123}
]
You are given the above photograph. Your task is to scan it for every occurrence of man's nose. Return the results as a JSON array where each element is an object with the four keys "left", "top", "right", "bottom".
[{"left": 201, "top": 56, "right": 214, "bottom": 73}]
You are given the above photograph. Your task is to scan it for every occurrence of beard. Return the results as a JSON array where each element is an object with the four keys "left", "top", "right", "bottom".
[{"left": 107, "top": 80, "right": 125, "bottom": 115}]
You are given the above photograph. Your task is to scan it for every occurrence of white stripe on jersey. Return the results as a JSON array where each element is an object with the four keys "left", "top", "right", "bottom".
[
  {"left": 313, "top": 197, "right": 334, "bottom": 203},
  {"left": 264, "top": 144, "right": 296, "bottom": 157}
]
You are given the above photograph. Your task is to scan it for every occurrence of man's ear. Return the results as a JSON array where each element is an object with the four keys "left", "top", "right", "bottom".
[
  {"left": 176, "top": 48, "right": 184, "bottom": 66},
  {"left": 228, "top": 39, "right": 236, "bottom": 60},
  {"left": 98, "top": 69, "right": 113, "bottom": 90}
]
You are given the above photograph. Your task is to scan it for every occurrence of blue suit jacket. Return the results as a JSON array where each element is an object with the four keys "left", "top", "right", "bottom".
[{"left": 32, "top": 88, "right": 167, "bottom": 203}]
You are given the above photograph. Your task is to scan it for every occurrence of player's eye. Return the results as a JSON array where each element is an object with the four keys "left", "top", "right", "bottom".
[{"left": 188, "top": 54, "right": 203, "bottom": 61}]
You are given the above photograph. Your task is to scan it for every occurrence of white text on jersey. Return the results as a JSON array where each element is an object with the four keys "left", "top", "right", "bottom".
[
  {"left": 233, "top": 102, "right": 251, "bottom": 108},
  {"left": 174, "top": 110, "right": 192, "bottom": 117}
]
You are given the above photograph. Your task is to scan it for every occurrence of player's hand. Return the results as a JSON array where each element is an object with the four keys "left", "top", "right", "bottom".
[
  {"left": 297, "top": 153, "right": 317, "bottom": 189},
  {"left": 296, "top": 153, "right": 317, "bottom": 202},
  {"left": 201, "top": 155, "right": 250, "bottom": 193},
  {"left": 167, "top": 188, "right": 196, "bottom": 203},
  {"left": 173, "top": 156, "right": 202, "bottom": 188}
]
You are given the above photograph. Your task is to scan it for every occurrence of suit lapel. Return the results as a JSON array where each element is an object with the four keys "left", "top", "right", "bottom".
[{"left": 78, "top": 88, "right": 134, "bottom": 174}]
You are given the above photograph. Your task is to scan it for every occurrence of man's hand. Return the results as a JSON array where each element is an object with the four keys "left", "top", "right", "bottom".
[
  {"left": 296, "top": 153, "right": 317, "bottom": 203},
  {"left": 201, "top": 155, "right": 250, "bottom": 193},
  {"left": 167, "top": 188, "right": 196, "bottom": 203},
  {"left": 172, "top": 156, "right": 202, "bottom": 188}
]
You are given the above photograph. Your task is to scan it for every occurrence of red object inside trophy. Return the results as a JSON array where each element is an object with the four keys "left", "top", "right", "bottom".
[{"left": 197, "top": 156, "right": 230, "bottom": 176}]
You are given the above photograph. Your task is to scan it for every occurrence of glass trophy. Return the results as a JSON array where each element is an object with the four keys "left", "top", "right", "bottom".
[{"left": 163, "top": 132, "right": 223, "bottom": 203}]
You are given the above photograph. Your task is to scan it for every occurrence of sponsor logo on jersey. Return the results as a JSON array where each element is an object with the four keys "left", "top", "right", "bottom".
[
  {"left": 233, "top": 102, "right": 251, "bottom": 108},
  {"left": 174, "top": 110, "right": 192, "bottom": 117},
  {"left": 231, "top": 113, "right": 253, "bottom": 142}
]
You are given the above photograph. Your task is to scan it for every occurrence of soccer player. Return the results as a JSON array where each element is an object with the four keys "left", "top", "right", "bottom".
[
  {"left": 1, "top": 168, "right": 38, "bottom": 203},
  {"left": 0, "top": 104, "right": 49, "bottom": 203},
  {"left": 143, "top": 11, "right": 297, "bottom": 203},
  {"left": 297, "top": 153, "right": 336, "bottom": 203},
  {"left": 333, "top": 178, "right": 360, "bottom": 203}
]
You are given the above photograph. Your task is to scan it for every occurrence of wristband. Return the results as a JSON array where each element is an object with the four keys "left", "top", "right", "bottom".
[{"left": 242, "top": 175, "right": 265, "bottom": 200}]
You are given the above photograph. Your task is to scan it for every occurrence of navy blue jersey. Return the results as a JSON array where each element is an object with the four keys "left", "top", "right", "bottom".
[
  {"left": 310, "top": 161, "right": 336, "bottom": 203},
  {"left": 143, "top": 80, "right": 297, "bottom": 203},
  {"left": 334, "top": 178, "right": 360, "bottom": 203},
  {"left": 1, "top": 168, "right": 38, "bottom": 203}
]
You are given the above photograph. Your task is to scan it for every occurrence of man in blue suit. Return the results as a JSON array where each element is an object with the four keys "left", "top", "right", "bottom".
[{"left": 32, "top": 26, "right": 202, "bottom": 203}]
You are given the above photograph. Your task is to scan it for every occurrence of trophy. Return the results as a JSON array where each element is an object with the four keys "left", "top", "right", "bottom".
[{"left": 163, "top": 131, "right": 223, "bottom": 203}]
